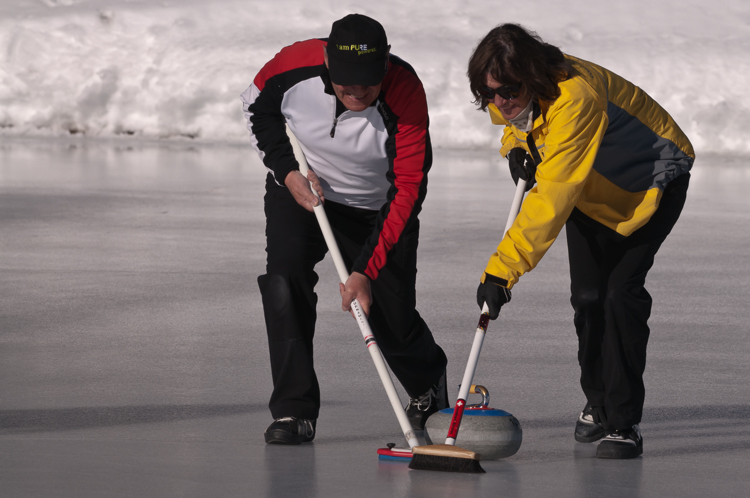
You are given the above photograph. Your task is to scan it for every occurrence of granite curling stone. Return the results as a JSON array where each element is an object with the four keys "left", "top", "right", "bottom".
[{"left": 425, "top": 385, "right": 522, "bottom": 460}]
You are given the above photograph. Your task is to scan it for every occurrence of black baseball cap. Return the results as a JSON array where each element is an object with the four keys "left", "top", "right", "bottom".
[{"left": 326, "top": 14, "right": 390, "bottom": 86}]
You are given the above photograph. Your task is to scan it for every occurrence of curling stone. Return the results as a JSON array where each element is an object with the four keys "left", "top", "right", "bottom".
[{"left": 425, "top": 384, "right": 522, "bottom": 460}]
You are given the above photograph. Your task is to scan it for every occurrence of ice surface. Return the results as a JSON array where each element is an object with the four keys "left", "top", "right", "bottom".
[{"left": 1, "top": 138, "right": 749, "bottom": 497}]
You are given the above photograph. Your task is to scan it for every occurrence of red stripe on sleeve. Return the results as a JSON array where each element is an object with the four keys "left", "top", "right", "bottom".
[
  {"left": 364, "top": 64, "right": 430, "bottom": 280},
  {"left": 253, "top": 39, "right": 327, "bottom": 91}
]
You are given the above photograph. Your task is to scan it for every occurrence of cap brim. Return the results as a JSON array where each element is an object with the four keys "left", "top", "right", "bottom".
[{"left": 328, "top": 59, "right": 386, "bottom": 86}]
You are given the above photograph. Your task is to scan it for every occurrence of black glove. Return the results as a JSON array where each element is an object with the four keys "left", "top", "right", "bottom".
[
  {"left": 507, "top": 148, "right": 536, "bottom": 191},
  {"left": 476, "top": 273, "right": 512, "bottom": 320}
]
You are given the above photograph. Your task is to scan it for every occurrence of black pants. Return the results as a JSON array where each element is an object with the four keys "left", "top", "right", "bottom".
[
  {"left": 259, "top": 183, "right": 447, "bottom": 420},
  {"left": 566, "top": 174, "right": 689, "bottom": 431}
]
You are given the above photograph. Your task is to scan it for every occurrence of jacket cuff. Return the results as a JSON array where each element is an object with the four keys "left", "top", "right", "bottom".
[
  {"left": 351, "top": 259, "right": 378, "bottom": 281},
  {"left": 274, "top": 161, "right": 299, "bottom": 187},
  {"left": 483, "top": 273, "right": 509, "bottom": 288}
]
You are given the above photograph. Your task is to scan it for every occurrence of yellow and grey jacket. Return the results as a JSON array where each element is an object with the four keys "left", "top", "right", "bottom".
[{"left": 484, "top": 55, "right": 694, "bottom": 288}]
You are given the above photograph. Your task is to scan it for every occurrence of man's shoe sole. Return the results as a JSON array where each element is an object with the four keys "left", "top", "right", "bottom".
[
  {"left": 596, "top": 443, "right": 643, "bottom": 459},
  {"left": 264, "top": 430, "right": 308, "bottom": 445}
]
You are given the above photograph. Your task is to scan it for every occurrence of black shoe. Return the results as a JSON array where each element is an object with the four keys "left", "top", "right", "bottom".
[
  {"left": 404, "top": 370, "right": 449, "bottom": 430},
  {"left": 596, "top": 425, "right": 643, "bottom": 459},
  {"left": 574, "top": 402, "right": 606, "bottom": 443},
  {"left": 264, "top": 417, "right": 316, "bottom": 445}
]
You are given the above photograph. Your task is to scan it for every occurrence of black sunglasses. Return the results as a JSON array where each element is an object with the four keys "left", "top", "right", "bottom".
[{"left": 478, "top": 83, "right": 522, "bottom": 100}]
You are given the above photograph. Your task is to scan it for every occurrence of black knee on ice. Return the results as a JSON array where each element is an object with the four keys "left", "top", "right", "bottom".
[
  {"left": 258, "top": 274, "right": 293, "bottom": 315},
  {"left": 570, "top": 288, "right": 601, "bottom": 313},
  {"left": 258, "top": 274, "right": 318, "bottom": 338}
]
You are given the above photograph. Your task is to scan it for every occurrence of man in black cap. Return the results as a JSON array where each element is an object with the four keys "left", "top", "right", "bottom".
[{"left": 241, "top": 14, "right": 448, "bottom": 445}]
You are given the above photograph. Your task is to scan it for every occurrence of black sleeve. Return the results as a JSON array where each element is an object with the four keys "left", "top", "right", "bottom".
[{"left": 248, "top": 77, "right": 298, "bottom": 186}]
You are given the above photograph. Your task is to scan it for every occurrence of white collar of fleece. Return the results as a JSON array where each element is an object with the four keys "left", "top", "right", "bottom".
[{"left": 508, "top": 99, "right": 534, "bottom": 132}]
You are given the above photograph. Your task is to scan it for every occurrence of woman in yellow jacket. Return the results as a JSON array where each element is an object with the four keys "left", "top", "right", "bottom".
[{"left": 469, "top": 24, "right": 694, "bottom": 459}]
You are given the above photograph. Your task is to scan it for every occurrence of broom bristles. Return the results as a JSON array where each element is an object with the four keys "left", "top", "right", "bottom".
[
  {"left": 408, "top": 444, "right": 485, "bottom": 473},
  {"left": 408, "top": 454, "right": 485, "bottom": 473}
]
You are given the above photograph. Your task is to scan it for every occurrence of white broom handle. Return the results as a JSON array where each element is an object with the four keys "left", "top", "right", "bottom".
[
  {"left": 286, "top": 125, "right": 419, "bottom": 449},
  {"left": 462, "top": 178, "right": 526, "bottom": 400},
  {"left": 505, "top": 179, "right": 527, "bottom": 233},
  {"left": 446, "top": 179, "right": 527, "bottom": 445}
]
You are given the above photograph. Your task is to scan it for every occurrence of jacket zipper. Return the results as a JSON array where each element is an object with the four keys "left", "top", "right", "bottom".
[{"left": 330, "top": 117, "right": 338, "bottom": 138}]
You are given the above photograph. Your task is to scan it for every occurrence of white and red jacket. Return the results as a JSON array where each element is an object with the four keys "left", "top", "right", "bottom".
[{"left": 241, "top": 38, "right": 432, "bottom": 281}]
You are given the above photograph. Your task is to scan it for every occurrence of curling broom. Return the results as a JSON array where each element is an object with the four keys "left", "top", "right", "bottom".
[{"left": 285, "top": 124, "right": 420, "bottom": 451}]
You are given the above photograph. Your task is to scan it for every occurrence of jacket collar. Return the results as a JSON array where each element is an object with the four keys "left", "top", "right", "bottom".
[{"left": 489, "top": 100, "right": 545, "bottom": 133}]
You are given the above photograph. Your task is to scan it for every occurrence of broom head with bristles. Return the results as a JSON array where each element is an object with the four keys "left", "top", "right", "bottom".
[{"left": 408, "top": 444, "right": 485, "bottom": 473}]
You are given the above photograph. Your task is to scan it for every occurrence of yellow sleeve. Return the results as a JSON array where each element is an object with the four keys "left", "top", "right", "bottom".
[
  {"left": 483, "top": 82, "right": 609, "bottom": 288},
  {"left": 499, "top": 127, "right": 526, "bottom": 158}
]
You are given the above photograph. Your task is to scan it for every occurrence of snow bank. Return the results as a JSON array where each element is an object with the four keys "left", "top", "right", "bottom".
[{"left": 1, "top": 0, "right": 748, "bottom": 155}]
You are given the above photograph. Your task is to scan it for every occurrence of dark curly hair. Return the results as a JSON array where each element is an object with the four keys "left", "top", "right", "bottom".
[{"left": 467, "top": 24, "right": 574, "bottom": 111}]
